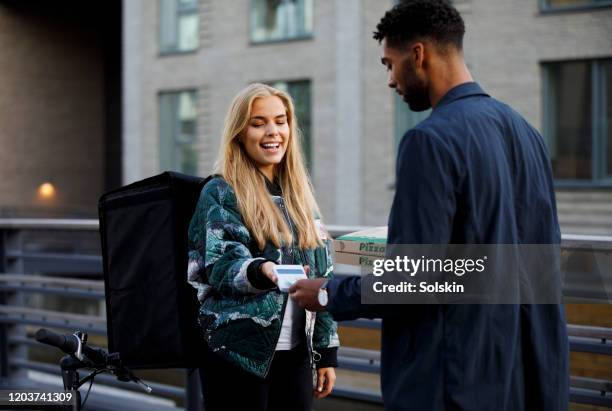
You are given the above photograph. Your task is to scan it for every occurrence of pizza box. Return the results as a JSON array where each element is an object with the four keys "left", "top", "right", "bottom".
[{"left": 333, "top": 226, "right": 387, "bottom": 257}]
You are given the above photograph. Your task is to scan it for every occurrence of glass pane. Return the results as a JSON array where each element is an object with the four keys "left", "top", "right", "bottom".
[
  {"left": 604, "top": 62, "right": 612, "bottom": 176},
  {"left": 177, "top": 144, "right": 198, "bottom": 176},
  {"left": 159, "top": 0, "right": 178, "bottom": 52},
  {"left": 251, "top": 0, "right": 312, "bottom": 42},
  {"left": 303, "top": 0, "right": 313, "bottom": 34},
  {"left": 179, "top": 0, "right": 197, "bottom": 7},
  {"left": 546, "top": 61, "right": 592, "bottom": 179},
  {"left": 270, "top": 81, "right": 311, "bottom": 169},
  {"left": 178, "top": 14, "right": 199, "bottom": 51},
  {"left": 250, "top": 0, "right": 266, "bottom": 42},
  {"left": 546, "top": 0, "right": 610, "bottom": 7},
  {"left": 159, "top": 91, "right": 198, "bottom": 174},
  {"left": 159, "top": 93, "right": 178, "bottom": 171},
  {"left": 160, "top": 0, "right": 198, "bottom": 52},
  {"left": 288, "top": 81, "right": 311, "bottom": 169},
  {"left": 178, "top": 92, "right": 197, "bottom": 143},
  {"left": 271, "top": 82, "right": 288, "bottom": 93},
  {"left": 547, "top": 0, "right": 589, "bottom": 6}
]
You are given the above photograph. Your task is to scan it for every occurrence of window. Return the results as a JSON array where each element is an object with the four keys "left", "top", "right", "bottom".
[
  {"left": 159, "top": 91, "right": 198, "bottom": 175},
  {"left": 394, "top": 94, "right": 430, "bottom": 149},
  {"left": 269, "top": 80, "right": 312, "bottom": 169},
  {"left": 541, "top": 0, "right": 612, "bottom": 11},
  {"left": 159, "top": 0, "right": 199, "bottom": 53},
  {"left": 251, "top": 0, "right": 313, "bottom": 43},
  {"left": 543, "top": 59, "right": 612, "bottom": 183}
]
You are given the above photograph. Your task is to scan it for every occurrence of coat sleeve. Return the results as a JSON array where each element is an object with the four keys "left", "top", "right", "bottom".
[
  {"left": 387, "top": 128, "right": 457, "bottom": 245},
  {"left": 188, "top": 178, "right": 271, "bottom": 298},
  {"left": 326, "top": 276, "right": 392, "bottom": 321},
  {"left": 328, "top": 129, "right": 458, "bottom": 320},
  {"left": 312, "top": 223, "right": 340, "bottom": 368}
]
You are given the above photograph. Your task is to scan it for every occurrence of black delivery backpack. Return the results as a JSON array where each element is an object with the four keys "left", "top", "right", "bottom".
[{"left": 98, "top": 171, "right": 211, "bottom": 369}]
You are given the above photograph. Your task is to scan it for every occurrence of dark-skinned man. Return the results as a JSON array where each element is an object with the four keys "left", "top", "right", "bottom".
[{"left": 289, "top": 1, "right": 568, "bottom": 410}]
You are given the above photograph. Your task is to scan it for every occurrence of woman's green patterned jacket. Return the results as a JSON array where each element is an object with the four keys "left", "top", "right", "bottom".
[{"left": 187, "top": 176, "right": 340, "bottom": 378}]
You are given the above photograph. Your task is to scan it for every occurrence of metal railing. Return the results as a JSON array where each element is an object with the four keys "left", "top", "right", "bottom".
[
  {"left": 0, "top": 218, "right": 196, "bottom": 411},
  {"left": 0, "top": 220, "right": 611, "bottom": 409},
  {"left": 330, "top": 225, "right": 612, "bottom": 408},
  {"left": 335, "top": 320, "right": 612, "bottom": 407}
]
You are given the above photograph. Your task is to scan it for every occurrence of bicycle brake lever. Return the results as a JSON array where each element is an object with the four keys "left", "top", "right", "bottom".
[
  {"left": 115, "top": 366, "right": 153, "bottom": 394},
  {"left": 126, "top": 369, "right": 152, "bottom": 394},
  {"left": 134, "top": 378, "right": 153, "bottom": 394}
]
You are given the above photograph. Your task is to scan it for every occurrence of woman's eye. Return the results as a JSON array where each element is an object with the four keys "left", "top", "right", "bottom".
[
  {"left": 251, "top": 123, "right": 264, "bottom": 127},
  {"left": 276, "top": 120, "right": 286, "bottom": 125}
]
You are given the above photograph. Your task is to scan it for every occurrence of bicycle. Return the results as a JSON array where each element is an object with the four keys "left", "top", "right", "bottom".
[{"left": 33, "top": 328, "right": 152, "bottom": 411}]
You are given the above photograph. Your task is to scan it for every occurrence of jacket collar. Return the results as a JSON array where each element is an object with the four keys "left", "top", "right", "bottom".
[{"left": 434, "top": 82, "right": 489, "bottom": 110}]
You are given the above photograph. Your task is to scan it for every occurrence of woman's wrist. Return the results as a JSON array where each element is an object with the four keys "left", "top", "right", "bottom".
[
  {"left": 315, "top": 346, "right": 338, "bottom": 369},
  {"left": 247, "top": 259, "right": 277, "bottom": 290}
]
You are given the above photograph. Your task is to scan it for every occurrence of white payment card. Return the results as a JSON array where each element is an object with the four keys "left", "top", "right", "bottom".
[{"left": 273, "top": 265, "right": 307, "bottom": 292}]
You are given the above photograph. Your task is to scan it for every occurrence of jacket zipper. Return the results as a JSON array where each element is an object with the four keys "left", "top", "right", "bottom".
[
  {"left": 277, "top": 198, "right": 318, "bottom": 378},
  {"left": 262, "top": 196, "right": 306, "bottom": 378}
]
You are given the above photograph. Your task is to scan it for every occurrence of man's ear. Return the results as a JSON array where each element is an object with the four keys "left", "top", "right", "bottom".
[{"left": 412, "top": 42, "right": 425, "bottom": 69}]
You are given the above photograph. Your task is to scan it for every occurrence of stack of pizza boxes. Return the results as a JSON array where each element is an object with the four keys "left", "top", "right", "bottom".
[{"left": 333, "top": 226, "right": 387, "bottom": 271}]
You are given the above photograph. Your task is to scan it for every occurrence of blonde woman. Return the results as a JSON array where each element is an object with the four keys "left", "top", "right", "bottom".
[{"left": 187, "top": 83, "right": 339, "bottom": 411}]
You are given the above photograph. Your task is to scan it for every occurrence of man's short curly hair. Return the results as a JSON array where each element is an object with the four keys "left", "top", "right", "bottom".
[{"left": 373, "top": 0, "right": 465, "bottom": 51}]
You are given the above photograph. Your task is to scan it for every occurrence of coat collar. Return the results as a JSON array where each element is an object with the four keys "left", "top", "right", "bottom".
[{"left": 434, "top": 82, "right": 489, "bottom": 110}]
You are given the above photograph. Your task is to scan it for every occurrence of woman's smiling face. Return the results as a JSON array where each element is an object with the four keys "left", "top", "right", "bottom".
[{"left": 242, "top": 95, "right": 290, "bottom": 180}]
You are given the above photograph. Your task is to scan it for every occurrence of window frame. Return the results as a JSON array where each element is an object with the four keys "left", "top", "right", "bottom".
[
  {"left": 158, "top": 89, "right": 199, "bottom": 175},
  {"left": 539, "top": 0, "right": 612, "bottom": 13},
  {"left": 249, "top": 0, "right": 314, "bottom": 45},
  {"left": 158, "top": 0, "right": 200, "bottom": 55},
  {"left": 542, "top": 58, "right": 612, "bottom": 188},
  {"left": 262, "top": 79, "right": 313, "bottom": 170}
]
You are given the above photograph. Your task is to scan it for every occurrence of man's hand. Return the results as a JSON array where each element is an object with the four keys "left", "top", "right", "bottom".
[{"left": 288, "top": 277, "right": 326, "bottom": 311}]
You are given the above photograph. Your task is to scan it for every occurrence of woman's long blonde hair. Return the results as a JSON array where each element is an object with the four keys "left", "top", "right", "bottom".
[{"left": 214, "top": 83, "right": 322, "bottom": 250}]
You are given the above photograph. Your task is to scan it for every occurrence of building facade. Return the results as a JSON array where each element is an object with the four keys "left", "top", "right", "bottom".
[
  {"left": 123, "top": 0, "right": 395, "bottom": 227},
  {"left": 122, "top": 0, "right": 612, "bottom": 233},
  {"left": 1, "top": 0, "right": 610, "bottom": 234}
]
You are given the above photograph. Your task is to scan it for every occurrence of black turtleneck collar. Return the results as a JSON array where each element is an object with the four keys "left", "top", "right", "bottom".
[{"left": 263, "top": 175, "right": 282, "bottom": 196}]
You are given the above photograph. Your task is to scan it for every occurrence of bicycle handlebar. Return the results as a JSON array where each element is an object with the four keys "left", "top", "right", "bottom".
[
  {"left": 35, "top": 328, "right": 107, "bottom": 365},
  {"left": 34, "top": 328, "right": 153, "bottom": 395}
]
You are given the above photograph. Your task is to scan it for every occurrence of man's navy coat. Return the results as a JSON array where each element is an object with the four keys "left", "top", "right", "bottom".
[{"left": 327, "top": 83, "right": 569, "bottom": 411}]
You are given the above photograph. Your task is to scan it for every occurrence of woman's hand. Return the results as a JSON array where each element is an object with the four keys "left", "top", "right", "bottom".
[
  {"left": 260, "top": 261, "right": 278, "bottom": 284},
  {"left": 314, "top": 367, "right": 336, "bottom": 399}
]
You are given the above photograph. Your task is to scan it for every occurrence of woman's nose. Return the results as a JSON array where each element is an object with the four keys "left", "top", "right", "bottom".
[{"left": 265, "top": 123, "right": 278, "bottom": 136}]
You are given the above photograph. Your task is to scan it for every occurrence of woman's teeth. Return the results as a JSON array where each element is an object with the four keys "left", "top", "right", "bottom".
[{"left": 261, "top": 143, "right": 280, "bottom": 149}]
